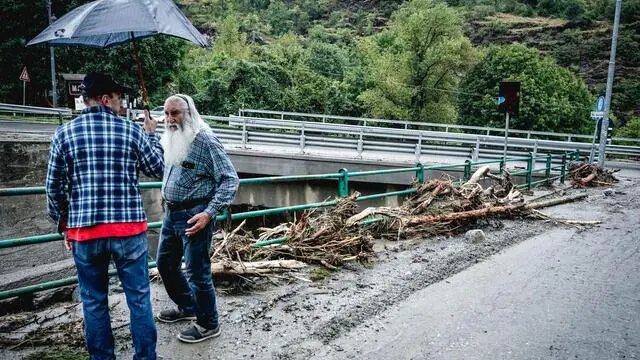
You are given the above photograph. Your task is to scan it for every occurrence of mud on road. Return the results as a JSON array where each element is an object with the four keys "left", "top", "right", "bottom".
[{"left": 1, "top": 175, "right": 638, "bottom": 360}]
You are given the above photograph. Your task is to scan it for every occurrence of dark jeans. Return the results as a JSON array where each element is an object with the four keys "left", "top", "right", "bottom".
[
  {"left": 156, "top": 204, "right": 219, "bottom": 329},
  {"left": 72, "top": 233, "right": 157, "bottom": 360}
]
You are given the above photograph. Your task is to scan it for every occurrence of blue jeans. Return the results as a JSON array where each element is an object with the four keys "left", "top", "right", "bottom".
[
  {"left": 156, "top": 204, "right": 219, "bottom": 329},
  {"left": 72, "top": 233, "right": 157, "bottom": 360}
]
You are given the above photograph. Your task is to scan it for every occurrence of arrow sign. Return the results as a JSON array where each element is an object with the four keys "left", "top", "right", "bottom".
[
  {"left": 497, "top": 96, "right": 505, "bottom": 105},
  {"left": 19, "top": 66, "right": 30, "bottom": 82}
]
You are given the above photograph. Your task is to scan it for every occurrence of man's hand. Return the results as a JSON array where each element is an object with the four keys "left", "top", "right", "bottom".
[
  {"left": 63, "top": 232, "right": 72, "bottom": 250},
  {"left": 143, "top": 109, "right": 157, "bottom": 133},
  {"left": 186, "top": 212, "right": 211, "bottom": 236}
]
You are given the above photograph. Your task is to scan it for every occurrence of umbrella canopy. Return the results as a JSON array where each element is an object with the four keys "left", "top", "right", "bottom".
[{"left": 26, "top": 0, "right": 209, "bottom": 48}]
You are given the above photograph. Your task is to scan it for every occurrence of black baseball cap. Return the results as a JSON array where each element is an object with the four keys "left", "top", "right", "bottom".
[{"left": 80, "top": 72, "right": 132, "bottom": 98}]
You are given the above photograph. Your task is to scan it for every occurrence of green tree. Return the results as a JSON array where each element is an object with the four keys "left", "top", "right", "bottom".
[
  {"left": 359, "top": 0, "right": 479, "bottom": 123},
  {"left": 0, "top": 0, "right": 186, "bottom": 107},
  {"left": 457, "top": 44, "right": 593, "bottom": 133},
  {"left": 617, "top": 117, "right": 640, "bottom": 139}
]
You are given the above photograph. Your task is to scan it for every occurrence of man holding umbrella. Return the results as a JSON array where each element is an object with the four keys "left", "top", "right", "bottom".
[{"left": 46, "top": 72, "right": 163, "bottom": 359}]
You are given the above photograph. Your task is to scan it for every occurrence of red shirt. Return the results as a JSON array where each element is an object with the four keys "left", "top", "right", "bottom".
[{"left": 67, "top": 222, "right": 148, "bottom": 241}]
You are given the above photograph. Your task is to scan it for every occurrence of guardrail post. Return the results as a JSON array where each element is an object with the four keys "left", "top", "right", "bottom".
[
  {"left": 463, "top": 160, "right": 472, "bottom": 181},
  {"left": 241, "top": 118, "right": 248, "bottom": 149},
  {"left": 526, "top": 152, "right": 533, "bottom": 190},
  {"left": 560, "top": 154, "right": 567, "bottom": 184},
  {"left": 338, "top": 168, "right": 349, "bottom": 197},
  {"left": 545, "top": 154, "right": 552, "bottom": 185},
  {"left": 357, "top": 131, "right": 363, "bottom": 158},
  {"left": 532, "top": 140, "right": 538, "bottom": 161},
  {"left": 472, "top": 137, "right": 480, "bottom": 162},
  {"left": 499, "top": 159, "right": 505, "bottom": 175},
  {"left": 415, "top": 163, "right": 425, "bottom": 184},
  {"left": 58, "top": 112, "right": 63, "bottom": 125},
  {"left": 575, "top": 149, "right": 580, "bottom": 161},
  {"left": 414, "top": 134, "right": 422, "bottom": 163},
  {"left": 299, "top": 125, "right": 306, "bottom": 154}
]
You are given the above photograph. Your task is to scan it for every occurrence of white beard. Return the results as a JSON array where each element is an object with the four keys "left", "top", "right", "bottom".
[{"left": 160, "top": 125, "right": 198, "bottom": 166}]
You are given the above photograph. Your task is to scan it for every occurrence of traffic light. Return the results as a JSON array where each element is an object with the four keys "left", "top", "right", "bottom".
[{"left": 498, "top": 81, "right": 521, "bottom": 114}]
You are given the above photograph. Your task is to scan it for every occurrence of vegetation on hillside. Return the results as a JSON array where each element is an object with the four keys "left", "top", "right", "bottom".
[{"left": 1, "top": 0, "right": 638, "bottom": 136}]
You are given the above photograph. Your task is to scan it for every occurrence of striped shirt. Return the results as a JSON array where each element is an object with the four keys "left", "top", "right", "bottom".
[
  {"left": 162, "top": 128, "right": 238, "bottom": 218},
  {"left": 46, "top": 105, "right": 164, "bottom": 230}
]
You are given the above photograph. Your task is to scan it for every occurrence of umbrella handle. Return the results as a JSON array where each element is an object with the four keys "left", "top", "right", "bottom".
[{"left": 130, "top": 33, "right": 149, "bottom": 106}]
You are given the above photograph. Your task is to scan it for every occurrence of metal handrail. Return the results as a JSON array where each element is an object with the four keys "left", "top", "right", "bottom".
[
  {"left": 0, "top": 103, "right": 73, "bottom": 117},
  {"left": 239, "top": 108, "right": 640, "bottom": 145},
  {"left": 0, "top": 151, "right": 575, "bottom": 300}
]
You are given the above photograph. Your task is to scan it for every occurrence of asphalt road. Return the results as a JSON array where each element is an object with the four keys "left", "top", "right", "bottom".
[{"left": 311, "top": 200, "right": 640, "bottom": 359}]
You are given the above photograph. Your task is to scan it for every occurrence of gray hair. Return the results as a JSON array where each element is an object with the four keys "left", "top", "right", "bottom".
[{"left": 165, "top": 94, "right": 208, "bottom": 133}]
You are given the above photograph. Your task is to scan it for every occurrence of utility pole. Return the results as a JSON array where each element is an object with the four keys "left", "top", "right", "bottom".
[
  {"left": 47, "top": 0, "right": 57, "bottom": 108},
  {"left": 598, "top": 0, "right": 622, "bottom": 166}
]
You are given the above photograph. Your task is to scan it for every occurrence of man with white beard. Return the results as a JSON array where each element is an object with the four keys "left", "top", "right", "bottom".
[{"left": 155, "top": 94, "right": 239, "bottom": 343}]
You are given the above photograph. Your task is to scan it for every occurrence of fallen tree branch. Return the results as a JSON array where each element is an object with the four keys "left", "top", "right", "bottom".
[
  {"left": 525, "top": 193, "right": 588, "bottom": 210},
  {"left": 149, "top": 260, "right": 307, "bottom": 278}
]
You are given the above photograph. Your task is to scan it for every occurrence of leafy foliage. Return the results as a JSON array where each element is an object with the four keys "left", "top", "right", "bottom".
[
  {"left": 358, "top": 1, "right": 479, "bottom": 122},
  {"left": 458, "top": 44, "right": 592, "bottom": 133},
  {"left": 0, "top": 0, "right": 186, "bottom": 107}
]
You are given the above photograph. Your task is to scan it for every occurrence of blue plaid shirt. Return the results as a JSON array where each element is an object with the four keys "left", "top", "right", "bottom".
[
  {"left": 46, "top": 105, "right": 164, "bottom": 230},
  {"left": 162, "top": 128, "right": 238, "bottom": 218}
]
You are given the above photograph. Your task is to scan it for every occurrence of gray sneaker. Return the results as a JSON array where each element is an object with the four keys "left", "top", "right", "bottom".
[
  {"left": 156, "top": 308, "right": 196, "bottom": 323},
  {"left": 177, "top": 323, "right": 221, "bottom": 343}
]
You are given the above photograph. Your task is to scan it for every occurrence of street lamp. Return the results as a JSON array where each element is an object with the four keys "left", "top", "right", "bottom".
[{"left": 47, "top": 0, "right": 57, "bottom": 108}]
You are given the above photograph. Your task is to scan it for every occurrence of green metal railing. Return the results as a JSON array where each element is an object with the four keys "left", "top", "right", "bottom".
[{"left": 0, "top": 151, "right": 578, "bottom": 300}]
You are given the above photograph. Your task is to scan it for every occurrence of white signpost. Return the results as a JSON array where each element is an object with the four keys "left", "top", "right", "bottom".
[{"left": 19, "top": 66, "right": 31, "bottom": 105}]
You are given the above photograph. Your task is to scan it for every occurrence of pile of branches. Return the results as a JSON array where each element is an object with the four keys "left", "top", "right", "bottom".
[
  {"left": 568, "top": 162, "right": 619, "bottom": 187},
  {"left": 207, "top": 166, "right": 529, "bottom": 273},
  {"left": 210, "top": 193, "right": 374, "bottom": 272},
  {"left": 201, "top": 165, "right": 594, "bottom": 276},
  {"left": 345, "top": 166, "right": 525, "bottom": 239}
]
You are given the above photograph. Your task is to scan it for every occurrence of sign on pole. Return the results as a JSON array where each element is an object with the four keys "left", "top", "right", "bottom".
[
  {"left": 19, "top": 66, "right": 30, "bottom": 106},
  {"left": 595, "top": 96, "right": 605, "bottom": 112},
  {"left": 19, "top": 67, "right": 31, "bottom": 82}
]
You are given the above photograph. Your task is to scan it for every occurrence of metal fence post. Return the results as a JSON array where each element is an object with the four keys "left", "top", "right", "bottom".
[
  {"left": 499, "top": 159, "right": 505, "bottom": 175},
  {"left": 545, "top": 154, "right": 552, "bottom": 184},
  {"left": 575, "top": 149, "right": 580, "bottom": 161},
  {"left": 338, "top": 168, "right": 349, "bottom": 197},
  {"left": 526, "top": 152, "right": 533, "bottom": 190},
  {"left": 472, "top": 136, "right": 480, "bottom": 162},
  {"left": 463, "top": 160, "right": 472, "bottom": 181},
  {"left": 357, "top": 131, "right": 363, "bottom": 158},
  {"left": 560, "top": 154, "right": 567, "bottom": 184},
  {"left": 241, "top": 118, "right": 247, "bottom": 149},
  {"left": 414, "top": 134, "right": 422, "bottom": 163},
  {"left": 415, "top": 163, "right": 425, "bottom": 184},
  {"left": 299, "top": 125, "right": 306, "bottom": 154}
]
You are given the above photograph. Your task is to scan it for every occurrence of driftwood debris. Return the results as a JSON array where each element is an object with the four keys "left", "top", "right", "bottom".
[
  {"left": 149, "top": 259, "right": 307, "bottom": 277},
  {"left": 568, "top": 162, "right": 619, "bottom": 187}
]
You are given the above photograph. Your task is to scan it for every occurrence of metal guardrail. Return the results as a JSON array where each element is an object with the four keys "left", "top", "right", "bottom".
[
  {"left": 239, "top": 108, "right": 640, "bottom": 145},
  {"left": 226, "top": 115, "right": 640, "bottom": 160},
  {"left": 0, "top": 152, "right": 578, "bottom": 300},
  {"left": 0, "top": 103, "right": 73, "bottom": 118}
]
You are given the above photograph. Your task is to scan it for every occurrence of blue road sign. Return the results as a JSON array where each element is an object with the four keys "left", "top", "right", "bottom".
[
  {"left": 596, "top": 96, "right": 605, "bottom": 112},
  {"left": 497, "top": 96, "right": 506, "bottom": 105}
]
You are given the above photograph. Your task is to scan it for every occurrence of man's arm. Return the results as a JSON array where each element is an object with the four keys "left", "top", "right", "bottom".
[
  {"left": 45, "top": 134, "right": 68, "bottom": 233},
  {"left": 204, "top": 136, "right": 239, "bottom": 219},
  {"left": 137, "top": 131, "right": 164, "bottom": 179}
]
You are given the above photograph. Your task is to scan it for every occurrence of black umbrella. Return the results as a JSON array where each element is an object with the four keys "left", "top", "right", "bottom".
[{"left": 27, "top": 0, "right": 210, "bottom": 104}]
